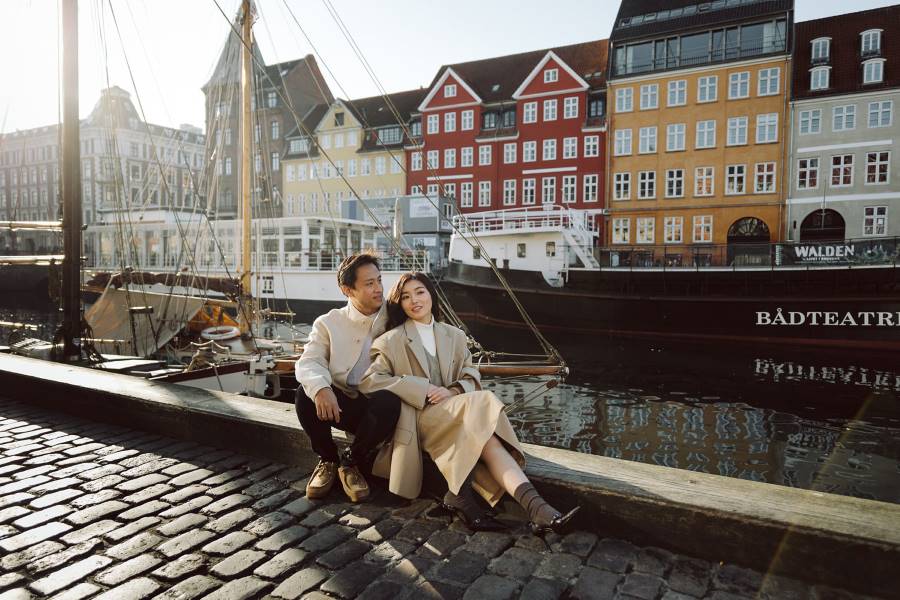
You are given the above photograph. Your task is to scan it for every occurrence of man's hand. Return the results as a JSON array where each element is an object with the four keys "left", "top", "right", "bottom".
[
  {"left": 426, "top": 385, "right": 454, "bottom": 405},
  {"left": 314, "top": 388, "right": 341, "bottom": 423}
]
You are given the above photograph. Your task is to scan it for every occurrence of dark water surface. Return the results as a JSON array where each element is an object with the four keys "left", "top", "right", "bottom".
[{"left": 3, "top": 296, "right": 898, "bottom": 504}]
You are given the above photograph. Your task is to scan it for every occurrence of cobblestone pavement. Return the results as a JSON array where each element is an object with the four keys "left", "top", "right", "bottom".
[{"left": 0, "top": 399, "right": 880, "bottom": 600}]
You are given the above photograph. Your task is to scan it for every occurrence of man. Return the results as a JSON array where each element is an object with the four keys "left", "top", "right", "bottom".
[{"left": 294, "top": 252, "right": 401, "bottom": 502}]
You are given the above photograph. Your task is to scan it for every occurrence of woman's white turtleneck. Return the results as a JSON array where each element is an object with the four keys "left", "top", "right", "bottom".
[{"left": 414, "top": 316, "right": 436, "bottom": 356}]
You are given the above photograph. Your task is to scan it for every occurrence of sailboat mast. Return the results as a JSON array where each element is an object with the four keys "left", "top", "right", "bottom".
[
  {"left": 239, "top": 0, "right": 253, "bottom": 335},
  {"left": 60, "top": 0, "right": 82, "bottom": 360}
]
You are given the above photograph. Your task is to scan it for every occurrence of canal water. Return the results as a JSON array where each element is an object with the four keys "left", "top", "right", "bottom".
[{"left": 2, "top": 296, "right": 898, "bottom": 505}]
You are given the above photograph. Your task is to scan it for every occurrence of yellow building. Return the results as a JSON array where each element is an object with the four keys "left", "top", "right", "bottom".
[
  {"left": 281, "top": 91, "right": 424, "bottom": 220},
  {"left": 607, "top": 2, "right": 792, "bottom": 266}
]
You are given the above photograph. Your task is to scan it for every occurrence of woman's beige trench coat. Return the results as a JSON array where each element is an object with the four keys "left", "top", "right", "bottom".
[{"left": 359, "top": 319, "right": 524, "bottom": 505}]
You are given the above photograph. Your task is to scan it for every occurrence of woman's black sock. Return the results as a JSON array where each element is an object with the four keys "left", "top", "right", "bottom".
[
  {"left": 512, "top": 482, "right": 559, "bottom": 527},
  {"left": 443, "top": 473, "right": 483, "bottom": 523}
]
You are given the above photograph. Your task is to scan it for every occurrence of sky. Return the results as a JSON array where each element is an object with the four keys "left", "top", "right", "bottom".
[{"left": 0, "top": 0, "right": 896, "bottom": 134}]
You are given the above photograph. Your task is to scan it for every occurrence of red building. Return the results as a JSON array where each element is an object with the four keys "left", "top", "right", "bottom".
[{"left": 406, "top": 41, "right": 609, "bottom": 229}]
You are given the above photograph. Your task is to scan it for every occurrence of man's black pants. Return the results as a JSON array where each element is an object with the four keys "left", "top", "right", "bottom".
[{"left": 294, "top": 387, "right": 401, "bottom": 464}]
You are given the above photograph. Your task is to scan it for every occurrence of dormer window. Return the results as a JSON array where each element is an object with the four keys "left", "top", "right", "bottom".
[
  {"left": 482, "top": 112, "right": 498, "bottom": 129},
  {"left": 444, "top": 84, "right": 457, "bottom": 98},
  {"left": 811, "top": 38, "right": 830, "bottom": 64},
  {"left": 863, "top": 59, "right": 885, "bottom": 84},
  {"left": 544, "top": 68, "right": 559, "bottom": 83},
  {"left": 810, "top": 67, "right": 830, "bottom": 91},
  {"left": 861, "top": 30, "right": 882, "bottom": 57},
  {"left": 410, "top": 120, "right": 422, "bottom": 137}
]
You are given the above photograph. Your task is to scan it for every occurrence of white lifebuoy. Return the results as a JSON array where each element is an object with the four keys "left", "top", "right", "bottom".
[{"left": 200, "top": 325, "right": 241, "bottom": 341}]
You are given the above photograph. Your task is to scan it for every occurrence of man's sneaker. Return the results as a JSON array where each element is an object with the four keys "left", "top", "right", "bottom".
[
  {"left": 338, "top": 464, "right": 370, "bottom": 503},
  {"left": 306, "top": 460, "right": 337, "bottom": 499}
]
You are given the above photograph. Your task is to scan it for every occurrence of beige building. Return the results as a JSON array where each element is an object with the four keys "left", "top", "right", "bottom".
[{"left": 281, "top": 90, "right": 424, "bottom": 220}]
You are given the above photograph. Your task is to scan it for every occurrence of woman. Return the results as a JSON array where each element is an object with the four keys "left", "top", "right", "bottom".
[{"left": 360, "top": 272, "right": 578, "bottom": 533}]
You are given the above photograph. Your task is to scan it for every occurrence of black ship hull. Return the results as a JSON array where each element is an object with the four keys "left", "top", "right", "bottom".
[{"left": 442, "top": 262, "right": 900, "bottom": 352}]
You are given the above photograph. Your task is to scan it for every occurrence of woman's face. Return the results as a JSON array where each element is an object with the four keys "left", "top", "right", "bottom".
[{"left": 400, "top": 279, "right": 432, "bottom": 323}]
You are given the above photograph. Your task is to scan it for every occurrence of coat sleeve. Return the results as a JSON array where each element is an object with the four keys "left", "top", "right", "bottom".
[
  {"left": 359, "top": 337, "right": 430, "bottom": 410},
  {"left": 295, "top": 316, "right": 332, "bottom": 400},
  {"left": 449, "top": 330, "right": 481, "bottom": 394}
]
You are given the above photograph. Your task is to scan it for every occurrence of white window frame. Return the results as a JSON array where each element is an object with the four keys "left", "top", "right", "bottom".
[
  {"left": 523, "top": 102, "right": 537, "bottom": 124},
  {"left": 797, "top": 157, "right": 820, "bottom": 190},
  {"left": 478, "top": 181, "right": 491, "bottom": 207},
  {"left": 866, "top": 151, "right": 890, "bottom": 185},
  {"left": 694, "top": 166, "right": 715, "bottom": 197},
  {"left": 830, "top": 154, "right": 854, "bottom": 188},
  {"left": 541, "top": 177, "right": 556, "bottom": 204},
  {"left": 868, "top": 101, "right": 893, "bottom": 128},
  {"left": 523, "top": 141, "right": 537, "bottom": 163},
  {"left": 692, "top": 215, "right": 713, "bottom": 243},
  {"left": 612, "top": 218, "right": 630, "bottom": 244},
  {"left": 638, "top": 127, "right": 657, "bottom": 154},
  {"left": 861, "top": 30, "right": 882, "bottom": 54},
  {"left": 503, "top": 180, "right": 516, "bottom": 206},
  {"left": 427, "top": 114, "right": 439, "bottom": 135},
  {"left": 695, "top": 120, "right": 716, "bottom": 149},
  {"left": 563, "top": 97, "right": 579, "bottom": 119},
  {"left": 810, "top": 67, "right": 830, "bottom": 91},
  {"left": 613, "top": 172, "right": 631, "bottom": 201},
  {"left": 503, "top": 143, "right": 517, "bottom": 164},
  {"left": 863, "top": 60, "right": 885, "bottom": 85},
  {"left": 811, "top": 38, "right": 830, "bottom": 61},
  {"left": 584, "top": 135, "right": 600, "bottom": 158},
  {"left": 426, "top": 150, "right": 439, "bottom": 170},
  {"left": 583, "top": 174, "right": 599, "bottom": 203},
  {"left": 615, "top": 129, "right": 632, "bottom": 156},
  {"left": 460, "top": 182, "right": 473, "bottom": 208},
  {"left": 444, "top": 112, "right": 456, "bottom": 133},
  {"left": 665, "top": 169, "right": 684, "bottom": 198},
  {"left": 638, "top": 170, "right": 656, "bottom": 200},
  {"left": 756, "top": 113, "right": 778, "bottom": 144},
  {"left": 616, "top": 88, "right": 633, "bottom": 113},
  {"left": 461, "top": 147, "right": 474, "bottom": 167},
  {"left": 444, "top": 148, "right": 457, "bottom": 169},
  {"left": 461, "top": 110, "right": 474, "bottom": 130},
  {"left": 754, "top": 162, "right": 776, "bottom": 194},
  {"left": 544, "top": 68, "right": 559, "bottom": 83},
  {"left": 666, "top": 123, "right": 686, "bottom": 152},
  {"left": 799, "top": 109, "right": 822, "bottom": 135},
  {"left": 562, "top": 175, "right": 577, "bottom": 204},
  {"left": 563, "top": 137, "right": 578, "bottom": 159},
  {"left": 833, "top": 105, "right": 856, "bottom": 131},
  {"left": 667, "top": 80, "right": 687, "bottom": 107},
  {"left": 698, "top": 75, "right": 718, "bottom": 103},
  {"left": 478, "top": 145, "right": 492, "bottom": 166},
  {"left": 725, "top": 164, "right": 746, "bottom": 196},
  {"left": 727, "top": 117, "right": 748, "bottom": 146},
  {"left": 542, "top": 139, "right": 557, "bottom": 161},
  {"left": 664, "top": 216, "right": 683, "bottom": 244},
  {"left": 543, "top": 99, "right": 558, "bottom": 121},
  {"left": 863, "top": 205, "right": 888, "bottom": 237},
  {"left": 728, "top": 72, "right": 750, "bottom": 99},
  {"left": 640, "top": 84, "right": 659, "bottom": 110},
  {"left": 522, "top": 179, "right": 536, "bottom": 205},
  {"left": 757, "top": 67, "right": 780, "bottom": 97},
  {"left": 636, "top": 217, "right": 655, "bottom": 244}
]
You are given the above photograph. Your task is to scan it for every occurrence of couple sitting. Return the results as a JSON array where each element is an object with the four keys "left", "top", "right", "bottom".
[{"left": 294, "top": 252, "right": 577, "bottom": 533}]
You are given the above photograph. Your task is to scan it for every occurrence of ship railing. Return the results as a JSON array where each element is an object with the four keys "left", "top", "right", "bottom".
[
  {"left": 452, "top": 205, "right": 586, "bottom": 235},
  {"left": 593, "top": 237, "right": 900, "bottom": 270}
]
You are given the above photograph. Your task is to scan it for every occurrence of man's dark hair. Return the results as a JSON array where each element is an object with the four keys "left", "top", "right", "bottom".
[
  {"left": 386, "top": 271, "right": 443, "bottom": 330},
  {"left": 337, "top": 251, "right": 381, "bottom": 289}
]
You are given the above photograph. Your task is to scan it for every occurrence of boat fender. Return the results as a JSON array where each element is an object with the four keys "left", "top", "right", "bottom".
[{"left": 200, "top": 325, "right": 241, "bottom": 341}]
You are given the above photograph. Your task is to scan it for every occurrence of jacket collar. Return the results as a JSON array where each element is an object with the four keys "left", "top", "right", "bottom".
[
  {"left": 403, "top": 319, "right": 454, "bottom": 383},
  {"left": 403, "top": 319, "right": 430, "bottom": 376},
  {"left": 345, "top": 301, "right": 385, "bottom": 330}
]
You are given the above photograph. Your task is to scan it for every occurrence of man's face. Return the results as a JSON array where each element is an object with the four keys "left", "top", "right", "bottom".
[{"left": 342, "top": 263, "right": 383, "bottom": 315}]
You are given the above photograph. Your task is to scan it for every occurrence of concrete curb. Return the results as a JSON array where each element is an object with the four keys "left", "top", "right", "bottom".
[{"left": 1, "top": 353, "right": 897, "bottom": 597}]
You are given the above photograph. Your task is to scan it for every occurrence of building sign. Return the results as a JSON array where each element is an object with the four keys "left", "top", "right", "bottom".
[
  {"left": 776, "top": 239, "right": 899, "bottom": 266},
  {"left": 409, "top": 197, "right": 438, "bottom": 219}
]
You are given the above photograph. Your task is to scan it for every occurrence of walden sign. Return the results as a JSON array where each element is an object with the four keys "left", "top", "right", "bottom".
[{"left": 776, "top": 239, "right": 899, "bottom": 266}]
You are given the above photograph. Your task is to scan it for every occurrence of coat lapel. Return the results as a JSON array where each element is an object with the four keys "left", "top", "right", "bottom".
[
  {"left": 403, "top": 320, "right": 429, "bottom": 377},
  {"left": 434, "top": 322, "right": 455, "bottom": 385}
]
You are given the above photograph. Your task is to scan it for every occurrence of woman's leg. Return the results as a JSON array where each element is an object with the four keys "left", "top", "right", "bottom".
[{"left": 480, "top": 435, "right": 561, "bottom": 527}]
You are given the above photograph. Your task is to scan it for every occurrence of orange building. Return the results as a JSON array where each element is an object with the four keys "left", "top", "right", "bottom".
[{"left": 606, "top": 0, "right": 793, "bottom": 267}]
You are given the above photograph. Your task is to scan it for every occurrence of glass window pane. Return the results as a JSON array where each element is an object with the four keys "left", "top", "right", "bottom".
[{"left": 681, "top": 32, "right": 710, "bottom": 66}]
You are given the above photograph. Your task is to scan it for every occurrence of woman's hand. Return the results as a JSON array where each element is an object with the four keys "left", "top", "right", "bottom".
[{"left": 426, "top": 385, "right": 454, "bottom": 405}]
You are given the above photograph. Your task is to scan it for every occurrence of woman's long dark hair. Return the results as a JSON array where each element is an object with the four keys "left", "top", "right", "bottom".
[{"left": 386, "top": 271, "right": 443, "bottom": 330}]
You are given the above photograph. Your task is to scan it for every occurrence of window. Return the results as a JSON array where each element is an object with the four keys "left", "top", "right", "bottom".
[
  {"left": 541, "top": 177, "right": 556, "bottom": 204},
  {"left": 639, "top": 127, "right": 657, "bottom": 154},
  {"left": 271, "top": 153, "right": 280, "bottom": 171},
  {"left": 616, "top": 88, "right": 633, "bottom": 113},
  {"left": 863, "top": 206, "right": 887, "bottom": 236},
  {"left": 503, "top": 180, "right": 516, "bottom": 206},
  {"left": 754, "top": 162, "right": 776, "bottom": 194},
  {"left": 478, "top": 145, "right": 492, "bottom": 166},
  {"left": 588, "top": 97, "right": 604, "bottom": 118},
  {"left": 461, "top": 110, "right": 474, "bottom": 130},
  {"left": 563, "top": 137, "right": 578, "bottom": 159},
  {"left": 562, "top": 176, "right": 577, "bottom": 204},
  {"left": 638, "top": 171, "right": 656, "bottom": 199},
  {"left": 522, "top": 179, "right": 536, "bottom": 205},
  {"left": 726, "top": 164, "right": 746, "bottom": 195},
  {"left": 224, "top": 157, "right": 232, "bottom": 175},
  {"left": 544, "top": 99, "right": 558, "bottom": 121},
  {"left": 797, "top": 158, "right": 819, "bottom": 189},
  {"left": 695, "top": 166, "right": 714, "bottom": 196},
  {"left": 640, "top": 84, "right": 659, "bottom": 110},
  {"left": 758, "top": 68, "right": 780, "bottom": 96},
  {"left": 426, "top": 150, "right": 439, "bottom": 170},
  {"left": 693, "top": 215, "right": 713, "bottom": 243},
  {"left": 664, "top": 217, "right": 683, "bottom": 244},
  {"left": 267, "top": 91, "right": 277, "bottom": 108},
  {"left": 698, "top": 76, "right": 717, "bottom": 102},
  {"left": 729, "top": 72, "right": 750, "bottom": 99},
  {"left": 864, "top": 60, "right": 885, "bottom": 84},
  {"left": 483, "top": 112, "right": 498, "bottom": 129},
  {"left": 637, "top": 218, "right": 655, "bottom": 244},
  {"left": 445, "top": 112, "right": 456, "bottom": 133},
  {"left": 584, "top": 174, "right": 599, "bottom": 203},
  {"left": 564, "top": 97, "right": 579, "bottom": 119},
  {"left": 444, "top": 149, "right": 456, "bottom": 169},
  {"left": 461, "top": 147, "right": 473, "bottom": 167},
  {"left": 427, "top": 114, "right": 439, "bottom": 134},
  {"left": 225, "top": 129, "right": 232, "bottom": 145},
  {"left": 614, "top": 173, "right": 631, "bottom": 200},
  {"left": 347, "top": 159, "right": 356, "bottom": 177},
  {"left": 727, "top": 117, "right": 748, "bottom": 146},
  {"left": 271, "top": 120, "right": 280, "bottom": 139},
  {"left": 868, "top": 101, "right": 892, "bottom": 128},
  {"left": 756, "top": 113, "right": 778, "bottom": 144},
  {"left": 667, "top": 123, "right": 686, "bottom": 152},
  {"left": 667, "top": 80, "right": 687, "bottom": 106},
  {"left": 460, "top": 182, "right": 473, "bottom": 207},
  {"left": 544, "top": 68, "right": 559, "bottom": 83},
  {"left": 504, "top": 143, "right": 517, "bottom": 164},
  {"left": 542, "top": 139, "right": 557, "bottom": 161},
  {"left": 478, "top": 181, "right": 491, "bottom": 207},
  {"left": 523, "top": 103, "right": 537, "bottom": 124},
  {"left": 614, "top": 129, "right": 632, "bottom": 156},
  {"left": 444, "top": 84, "right": 457, "bottom": 98},
  {"left": 612, "top": 218, "right": 630, "bottom": 244},
  {"left": 833, "top": 105, "right": 856, "bottom": 131},
  {"left": 861, "top": 30, "right": 882, "bottom": 55},
  {"left": 584, "top": 136, "right": 599, "bottom": 157},
  {"left": 334, "top": 133, "right": 344, "bottom": 148},
  {"left": 811, "top": 38, "right": 830, "bottom": 61},
  {"left": 696, "top": 120, "right": 716, "bottom": 149},
  {"left": 831, "top": 155, "right": 853, "bottom": 187},
  {"left": 808, "top": 67, "right": 830, "bottom": 92},
  {"left": 666, "top": 169, "right": 684, "bottom": 198},
  {"left": 799, "top": 109, "right": 822, "bottom": 135},
  {"left": 522, "top": 142, "right": 536, "bottom": 163},
  {"left": 866, "top": 151, "right": 890, "bottom": 184}
]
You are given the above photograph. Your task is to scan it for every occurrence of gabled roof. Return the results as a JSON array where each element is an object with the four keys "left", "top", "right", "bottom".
[
  {"left": 793, "top": 5, "right": 900, "bottom": 100},
  {"left": 284, "top": 103, "right": 330, "bottom": 141},
  {"left": 421, "top": 40, "right": 608, "bottom": 108},
  {"left": 344, "top": 89, "right": 427, "bottom": 129}
]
